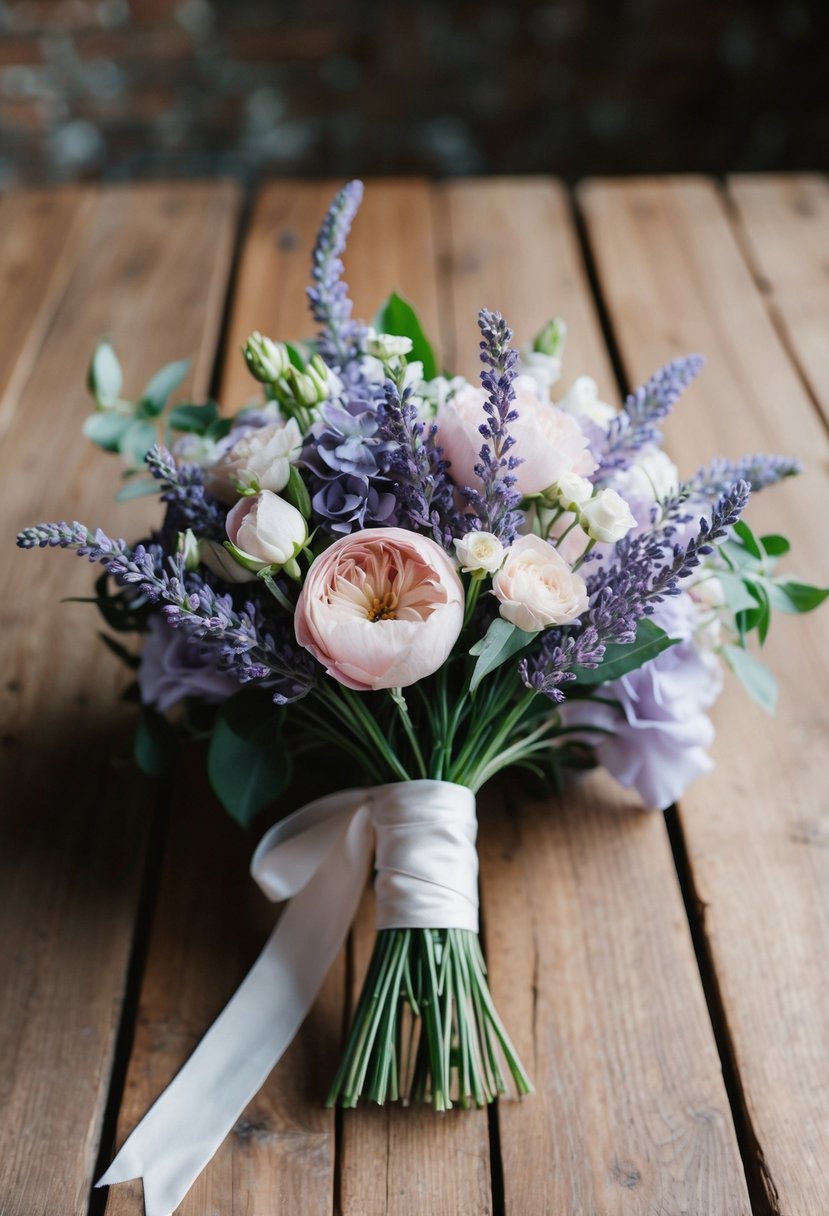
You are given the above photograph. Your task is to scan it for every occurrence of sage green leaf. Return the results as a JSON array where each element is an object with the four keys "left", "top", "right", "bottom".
[
  {"left": 469, "top": 618, "right": 539, "bottom": 693},
  {"left": 573, "top": 619, "right": 677, "bottom": 685},
  {"left": 723, "top": 643, "right": 778, "bottom": 713}
]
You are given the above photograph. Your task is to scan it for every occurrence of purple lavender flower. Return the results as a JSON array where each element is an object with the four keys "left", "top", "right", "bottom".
[
  {"left": 138, "top": 612, "right": 240, "bottom": 711},
  {"left": 597, "top": 355, "right": 705, "bottom": 475},
  {"left": 560, "top": 594, "right": 723, "bottom": 809},
  {"left": 687, "top": 453, "right": 802, "bottom": 498},
  {"left": 145, "top": 444, "right": 227, "bottom": 541},
  {"left": 462, "top": 309, "right": 523, "bottom": 545},
  {"left": 307, "top": 180, "right": 366, "bottom": 372}
]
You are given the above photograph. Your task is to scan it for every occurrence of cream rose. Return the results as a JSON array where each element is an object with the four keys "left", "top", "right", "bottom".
[
  {"left": 454, "top": 531, "right": 505, "bottom": 575},
  {"left": 204, "top": 417, "right": 303, "bottom": 505},
  {"left": 557, "top": 376, "right": 616, "bottom": 427},
  {"left": 579, "top": 488, "right": 637, "bottom": 544},
  {"left": 493, "top": 534, "right": 588, "bottom": 632},
  {"left": 226, "top": 490, "right": 307, "bottom": 570},
  {"left": 295, "top": 528, "right": 464, "bottom": 691},
  {"left": 436, "top": 374, "right": 596, "bottom": 498}
]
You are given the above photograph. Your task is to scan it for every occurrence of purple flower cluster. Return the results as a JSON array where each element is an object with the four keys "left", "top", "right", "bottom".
[
  {"left": 146, "top": 444, "right": 227, "bottom": 540},
  {"left": 307, "top": 180, "right": 366, "bottom": 372},
  {"left": 462, "top": 309, "right": 523, "bottom": 546},
  {"left": 597, "top": 355, "right": 705, "bottom": 475},
  {"left": 687, "top": 453, "right": 802, "bottom": 498}
]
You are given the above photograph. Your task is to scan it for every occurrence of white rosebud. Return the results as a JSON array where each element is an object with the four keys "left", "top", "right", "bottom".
[
  {"left": 558, "top": 376, "right": 617, "bottom": 427},
  {"left": 204, "top": 417, "right": 303, "bottom": 505},
  {"left": 226, "top": 490, "right": 307, "bottom": 570},
  {"left": 365, "top": 328, "right": 414, "bottom": 360},
  {"left": 177, "top": 528, "right": 201, "bottom": 572},
  {"left": 554, "top": 473, "right": 594, "bottom": 511},
  {"left": 493, "top": 534, "right": 588, "bottom": 632},
  {"left": 454, "top": 531, "right": 505, "bottom": 575},
  {"left": 579, "top": 488, "right": 637, "bottom": 544},
  {"left": 243, "top": 332, "right": 290, "bottom": 383}
]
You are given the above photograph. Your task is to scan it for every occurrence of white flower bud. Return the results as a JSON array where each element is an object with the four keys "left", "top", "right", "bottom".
[
  {"left": 365, "top": 328, "right": 414, "bottom": 360},
  {"left": 177, "top": 528, "right": 201, "bottom": 572},
  {"left": 579, "top": 488, "right": 637, "bottom": 543},
  {"left": 454, "top": 531, "right": 505, "bottom": 575},
  {"left": 554, "top": 473, "right": 594, "bottom": 511},
  {"left": 243, "top": 332, "right": 290, "bottom": 384},
  {"left": 226, "top": 490, "right": 307, "bottom": 570},
  {"left": 558, "top": 376, "right": 616, "bottom": 427}
]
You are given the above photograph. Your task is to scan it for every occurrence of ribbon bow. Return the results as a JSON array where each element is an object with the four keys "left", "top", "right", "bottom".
[{"left": 98, "top": 779, "right": 478, "bottom": 1216}]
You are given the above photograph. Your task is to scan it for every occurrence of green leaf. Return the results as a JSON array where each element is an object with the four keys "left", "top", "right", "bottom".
[
  {"left": 207, "top": 416, "right": 232, "bottom": 441},
  {"left": 766, "top": 579, "right": 829, "bottom": 614},
  {"left": 723, "top": 643, "right": 778, "bottom": 714},
  {"left": 88, "top": 339, "right": 123, "bottom": 405},
  {"left": 717, "top": 571, "right": 758, "bottom": 616},
  {"left": 118, "top": 419, "right": 158, "bottom": 467},
  {"left": 208, "top": 707, "right": 290, "bottom": 826},
  {"left": 83, "top": 412, "right": 130, "bottom": 452},
  {"left": 168, "top": 400, "right": 220, "bottom": 435},
  {"left": 134, "top": 707, "right": 176, "bottom": 777},
  {"left": 759, "top": 534, "right": 790, "bottom": 558},
  {"left": 139, "top": 358, "right": 191, "bottom": 417},
  {"left": 469, "top": 618, "right": 539, "bottom": 693},
  {"left": 720, "top": 539, "right": 761, "bottom": 571},
  {"left": 733, "top": 519, "right": 763, "bottom": 560},
  {"left": 98, "top": 631, "right": 140, "bottom": 669},
  {"left": 572, "top": 619, "right": 678, "bottom": 685},
  {"left": 285, "top": 340, "right": 310, "bottom": 370},
  {"left": 115, "top": 477, "right": 160, "bottom": 502},
  {"left": 373, "top": 292, "right": 438, "bottom": 379},
  {"left": 745, "top": 578, "right": 771, "bottom": 645},
  {"left": 284, "top": 464, "right": 311, "bottom": 517}
]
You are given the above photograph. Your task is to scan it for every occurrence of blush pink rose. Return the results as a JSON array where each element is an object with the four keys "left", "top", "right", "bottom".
[
  {"left": 436, "top": 375, "right": 596, "bottom": 497},
  {"left": 295, "top": 528, "right": 464, "bottom": 690}
]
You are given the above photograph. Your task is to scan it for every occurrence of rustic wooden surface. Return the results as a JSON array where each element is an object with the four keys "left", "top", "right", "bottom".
[{"left": 1, "top": 175, "right": 826, "bottom": 1216}]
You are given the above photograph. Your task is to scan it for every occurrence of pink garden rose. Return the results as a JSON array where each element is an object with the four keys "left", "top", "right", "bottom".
[
  {"left": 295, "top": 528, "right": 464, "bottom": 690},
  {"left": 436, "top": 375, "right": 596, "bottom": 497}
]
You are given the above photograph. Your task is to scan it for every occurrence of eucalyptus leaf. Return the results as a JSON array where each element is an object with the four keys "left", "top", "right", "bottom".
[
  {"left": 140, "top": 358, "right": 191, "bottom": 417},
  {"left": 208, "top": 711, "right": 290, "bottom": 826},
  {"left": 115, "top": 477, "right": 160, "bottom": 502},
  {"left": 716, "top": 571, "right": 758, "bottom": 616},
  {"left": 760, "top": 534, "right": 790, "bottom": 558},
  {"left": 168, "top": 400, "right": 221, "bottom": 435},
  {"left": 469, "top": 618, "right": 539, "bottom": 693},
  {"left": 373, "top": 292, "right": 438, "bottom": 379},
  {"left": 766, "top": 579, "right": 829, "bottom": 614},
  {"left": 723, "top": 643, "right": 778, "bottom": 714},
  {"left": 119, "top": 419, "right": 159, "bottom": 467},
  {"left": 83, "top": 412, "right": 130, "bottom": 452},
  {"left": 88, "top": 339, "right": 123, "bottom": 405},
  {"left": 572, "top": 619, "right": 678, "bottom": 685}
]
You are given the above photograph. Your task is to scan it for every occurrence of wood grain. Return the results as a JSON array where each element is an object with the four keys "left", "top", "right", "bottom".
[
  {"left": 0, "top": 181, "right": 240, "bottom": 1216},
  {"left": 579, "top": 175, "right": 829, "bottom": 1215},
  {"left": 0, "top": 187, "right": 96, "bottom": 441},
  {"left": 727, "top": 174, "right": 829, "bottom": 426},
  {"left": 440, "top": 178, "right": 751, "bottom": 1214}
]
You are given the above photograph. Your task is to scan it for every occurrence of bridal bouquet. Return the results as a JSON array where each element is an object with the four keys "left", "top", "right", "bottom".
[{"left": 17, "top": 181, "right": 826, "bottom": 1214}]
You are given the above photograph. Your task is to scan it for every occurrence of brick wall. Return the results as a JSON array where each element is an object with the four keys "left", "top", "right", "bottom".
[{"left": 0, "top": 0, "right": 826, "bottom": 186}]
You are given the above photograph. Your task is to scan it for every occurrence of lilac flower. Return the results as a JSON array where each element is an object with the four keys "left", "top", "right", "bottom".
[
  {"left": 597, "top": 355, "right": 705, "bottom": 475},
  {"left": 307, "top": 180, "right": 366, "bottom": 372},
  {"left": 462, "top": 309, "right": 523, "bottom": 545},
  {"left": 560, "top": 594, "right": 723, "bottom": 809},
  {"left": 138, "top": 613, "right": 240, "bottom": 711},
  {"left": 376, "top": 379, "right": 465, "bottom": 548}
]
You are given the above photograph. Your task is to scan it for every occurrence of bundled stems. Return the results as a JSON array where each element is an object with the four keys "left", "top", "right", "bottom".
[{"left": 327, "top": 929, "right": 532, "bottom": 1109}]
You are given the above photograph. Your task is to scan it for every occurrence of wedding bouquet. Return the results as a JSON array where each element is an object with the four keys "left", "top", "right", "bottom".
[{"left": 17, "top": 181, "right": 826, "bottom": 1215}]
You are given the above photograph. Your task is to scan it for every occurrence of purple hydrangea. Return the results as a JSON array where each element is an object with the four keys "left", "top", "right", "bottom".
[{"left": 138, "top": 612, "right": 240, "bottom": 711}]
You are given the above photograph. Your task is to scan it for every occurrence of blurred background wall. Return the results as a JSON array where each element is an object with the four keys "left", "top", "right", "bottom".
[{"left": 0, "top": 0, "right": 826, "bottom": 187}]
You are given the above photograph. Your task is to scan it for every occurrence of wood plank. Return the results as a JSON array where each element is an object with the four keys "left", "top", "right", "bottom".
[
  {"left": 727, "top": 174, "right": 829, "bottom": 426},
  {"left": 0, "top": 181, "right": 240, "bottom": 1216},
  {"left": 579, "top": 174, "right": 829, "bottom": 1215},
  {"left": 440, "top": 178, "right": 751, "bottom": 1213},
  {"left": 0, "top": 187, "right": 96, "bottom": 442}
]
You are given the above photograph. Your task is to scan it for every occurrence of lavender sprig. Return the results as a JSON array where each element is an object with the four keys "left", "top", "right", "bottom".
[
  {"left": 377, "top": 379, "right": 465, "bottom": 548},
  {"left": 307, "top": 180, "right": 366, "bottom": 371},
  {"left": 686, "top": 453, "right": 802, "bottom": 498},
  {"left": 144, "top": 444, "right": 227, "bottom": 540},
  {"left": 597, "top": 355, "right": 705, "bottom": 474},
  {"left": 462, "top": 309, "right": 523, "bottom": 545}
]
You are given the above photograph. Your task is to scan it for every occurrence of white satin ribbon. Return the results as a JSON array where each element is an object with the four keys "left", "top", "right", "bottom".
[{"left": 97, "top": 779, "right": 477, "bottom": 1216}]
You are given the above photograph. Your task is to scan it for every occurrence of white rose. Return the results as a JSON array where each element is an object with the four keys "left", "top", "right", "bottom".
[
  {"left": 580, "top": 488, "right": 637, "bottom": 543},
  {"left": 226, "top": 490, "right": 307, "bottom": 569},
  {"left": 558, "top": 376, "right": 617, "bottom": 427},
  {"left": 613, "top": 446, "right": 679, "bottom": 506},
  {"left": 518, "top": 348, "right": 562, "bottom": 399},
  {"left": 365, "top": 328, "right": 414, "bottom": 360},
  {"left": 454, "top": 531, "right": 505, "bottom": 575},
  {"left": 204, "top": 418, "right": 303, "bottom": 505},
  {"left": 493, "top": 534, "right": 588, "bottom": 632},
  {"left": 555, "top": 472, "right": 594, "bottom": 510}
]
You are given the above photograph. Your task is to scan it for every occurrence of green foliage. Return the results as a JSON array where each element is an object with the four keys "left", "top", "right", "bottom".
[
  {"left": 373, "top": 292, "right": 439, "bottom": 379},
  {"left": 207, "top": 690, "right": 291, "bottom": 827},
  {"left": 722, "top": 644, "right": 778, "bottom": 714},
  {"left": 134, "top": 706, "right": 176, "bottom": 777},
  {"left": 572, "top": 619, "right": 677, "bottom": 685},
  {"left": 468, "top": 618, "right": 539, "bottom": 692}
]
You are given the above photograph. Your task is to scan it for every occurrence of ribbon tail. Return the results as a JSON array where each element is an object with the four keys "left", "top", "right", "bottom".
[{"left": 96, "top": 801, "right": 373, "bottom": 1216}]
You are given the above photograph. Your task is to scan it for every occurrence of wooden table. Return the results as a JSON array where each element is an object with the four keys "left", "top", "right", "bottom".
[{"left": 2, "top": 176, "right": 828, "bottom": 1216}]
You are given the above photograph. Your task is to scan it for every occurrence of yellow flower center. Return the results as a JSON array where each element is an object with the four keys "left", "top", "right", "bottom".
[{"left": 366, "top": 592, "right": 398, "bottom": 622}]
